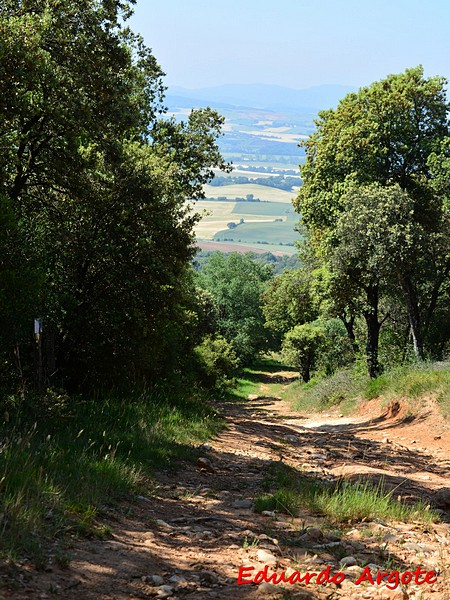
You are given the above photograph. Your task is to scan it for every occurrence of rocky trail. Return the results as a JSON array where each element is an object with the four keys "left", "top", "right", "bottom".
[{"left": 3, "top": 369, "right": 450, "bottom": 600}]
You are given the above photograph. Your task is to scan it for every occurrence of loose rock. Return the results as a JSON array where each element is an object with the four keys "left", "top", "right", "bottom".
[
  {"left": 378, "top": 584, "right": 409, "bottom": 599},
  {"left": 198, "top": 570, "right": 220, "bottom": 585},
  {"left": 256, "top": 549, "right": 277, "bottom": 566},
  {"left": 306, "top": 527, "right": 323, "bottom": 540},
  {"left": 257, "top": 582, "right": 283, "bottom": 595},
  {"left": 340, "top": 555, "right": 357, "bottom": 567},
  {"left": 155, "top": 519, "right": 172, "bottom": 531},
  {"left": 232, "top": 499, "right": 253, "bottom": 509},
  {"left": 156, "top": 585, "right": 174, "bottom": 598},
  {"left": 433, "top": 487, "right": 450, "bottom": 509},
  {"left": 197, "top": 457, "right": 216, "bottom": 474},
  {"left": 144, "top": 575, "right": 164, "bottom": 586}
]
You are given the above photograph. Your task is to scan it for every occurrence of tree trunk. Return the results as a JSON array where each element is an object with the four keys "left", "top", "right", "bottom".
[
  {"left": 341, "top": 312, "right": 359, "bottom": 355},
  {"left": 364, "top": 283, "right": 381, "bottom": 378},
  {"left": 399, "top": 274, "right": 424, "bottom": 360}
]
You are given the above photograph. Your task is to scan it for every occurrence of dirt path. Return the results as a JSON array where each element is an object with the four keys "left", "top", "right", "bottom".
[{"left": 3, "top": 371, "right": 450, "bottom": 600}]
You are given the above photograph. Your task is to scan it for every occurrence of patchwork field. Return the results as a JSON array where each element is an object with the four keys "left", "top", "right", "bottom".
[
  {"left": 222, "top": 156, "right": 302, "bottom": 170},
  {"left": 231, "top": 202, "right": 295, "bottom": 217},
  {"left": 203, "top": 183, "right": 294, "bottom": 203},
  {"left": 196, "top": 240, "right": 294, "bottom": 256},
  {"left": 192, "top": 200, "right": 280, "bottom": 239},
  {"left": 212, "top": 218, "right": 298, "bottom": 248},
  {"left": 190, "top": 198, "right": 299, "bottom": 253}
]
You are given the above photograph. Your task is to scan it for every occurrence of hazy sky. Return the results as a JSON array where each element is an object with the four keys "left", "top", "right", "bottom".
[{"left": 129, "top": 0, "right": 450, "bottom": 90}]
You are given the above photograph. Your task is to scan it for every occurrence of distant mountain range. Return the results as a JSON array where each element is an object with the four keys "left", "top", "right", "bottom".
[{"left": 167, "top": 83, "right": 357, "bottom": 112}]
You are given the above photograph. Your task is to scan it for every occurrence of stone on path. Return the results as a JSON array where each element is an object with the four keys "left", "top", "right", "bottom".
[
  {"left": 306, "top": 527, "right": 323, "bottom": 540},
  {"left": 257, "top": 582, "right": 283, "bottom": 595},
  {"left": 155, "top": 519, "right": 172, "bottom": 531},
  {"left": 156, "top": 585, "right": 174, "bottom": 598},
  {"left": 433, "top": 487, "right": 450, "bottom": 509},
  {"left": 232, "top": 499, "right": 253, "bottom": 509},
  {"left": 197, "top": 457, "right": 216, "bottom": 474},
  {"left": 256, "top": 549, "right": 277, "bottom": 566}
]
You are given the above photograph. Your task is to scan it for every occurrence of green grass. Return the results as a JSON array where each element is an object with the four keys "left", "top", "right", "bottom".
[
  {"left": 230, "top": 357, "right": 294, "bottom": 401},
  {"left": 213, "top": 219, "right": 299, "bottom": 246},
  {"left": 231, "top": 368, "right": 265, "bottom": 401},
  {"left": 284, "top": 362, "right": 450, "bottom": 417},
  {"left": 256, "top": 463, "right": 439, "bottom": 525},
  {"left": 0, "top": 387, "right": 222, "bottom": 565},
  {"left": 231, "top": 201, "right": 295, "bottom": 217},
  {"left": 284, "top": 368, "right": 361, "bottom": 414},
  {"left": 362, "top": 362, "right": 450, "bottom": 414}
]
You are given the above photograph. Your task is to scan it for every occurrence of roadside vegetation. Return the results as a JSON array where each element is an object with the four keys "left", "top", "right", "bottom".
[
  {"left": 255, "top": 464, "right": 439, "bottom": 526},
  {"left": 0, "top": 386, "right": 221, "bottom": 565},
  {"left": 283, "top": 362, "right": 450, "bottom": 418}
]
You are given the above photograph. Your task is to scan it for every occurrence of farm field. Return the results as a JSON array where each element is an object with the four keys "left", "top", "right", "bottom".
[
  {"left": 189, "top": 198, "right": 299, "bottom": 253},
  {"left": 211, "top": 168, "right": 277, "bottom": 179},
  {"left": 231, "top": 201, "right": 295, "bottom": 217},
  {"left": 213, "top": 219, "right": 298, "bottom": 247},
  {"left": 222, "top": 155, "right": 302, "bottom": 171},
  {"left": 191, "top": 199, "right": 282, "bottom": 239},
  {"left": 203, "top": 182, "right": 294, "bottom": 203},
  {"left": 196, "top": 240, "right": 296, "bottom": 255},
  {"left": 211, "top": 199, "right": 299, "bottom": 251}
]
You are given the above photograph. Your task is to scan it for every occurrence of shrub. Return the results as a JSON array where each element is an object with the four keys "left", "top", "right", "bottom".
[
  {"left": 282, "top": 322, "right": 326, "bottom": 382},
  {"left": 194, "top": 335, "right": 239, "bottom": 389}
]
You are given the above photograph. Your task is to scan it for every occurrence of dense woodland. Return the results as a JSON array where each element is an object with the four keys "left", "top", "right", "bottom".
[
  {"left": 1, "top": 2, "right": 450, "bottom": 405},
  {"left": 0, "top": 0, "right": 230, "bottom": 396}
]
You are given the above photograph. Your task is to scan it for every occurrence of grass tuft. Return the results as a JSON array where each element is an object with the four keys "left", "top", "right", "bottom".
[
  {"left": 255, "top": 463, "right": 439, "bottom": 526},
  {"left": 0, "top": 386, "right": 222, "bottom": 564}
]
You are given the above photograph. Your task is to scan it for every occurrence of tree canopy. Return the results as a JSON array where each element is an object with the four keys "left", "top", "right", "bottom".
[
  {"left": 198, "top": 253, "right": 272, "bottom": 364},
  {"left": 295, "top": 66, "right": 449, "bottom": 232},
  {"left": 0, "top": 0, "right": 228, "bottom": 391},
  {"left": 293, "top": 67, "right": 450, "bottom": 377}
]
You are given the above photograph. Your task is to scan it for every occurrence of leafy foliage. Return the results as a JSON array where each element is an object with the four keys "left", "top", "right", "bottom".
[
  {"left": 194, "top": 335, "right": 239, "bottom": 389},
  {"left": 0, "top": 0, "right": 227, "bottom": 391},
  {"left": 198, "top": 252, "right": 272, "bottom": 364},
  {"left": 262, "top": 269, "right": 317, "bottom": 339},
  {"left": 294, "top": 67, "right": 450, "bottom": 377},
  {"left": 282, "top": 322, "right": 326, "bottom": 382}
]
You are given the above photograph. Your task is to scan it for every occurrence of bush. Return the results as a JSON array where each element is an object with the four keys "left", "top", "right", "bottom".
[
  {"left": 318, "top": 318, "right": 355, "bottom": 375},
  {"left": 194, "top": 335, "right": 239, "bottom": 389},
  {"left": 282, "top": 322, "right": 326, "bottom": 382}
]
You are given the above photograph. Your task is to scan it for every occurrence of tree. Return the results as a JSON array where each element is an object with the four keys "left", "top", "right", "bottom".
[
  {"left": 328, "top": 185, "right": 423, "bottom": 376},
  {"left": 296, "top": 66, "right": 449, "bottom": 231},
  {"left": 261, "top": 268, "right": 317, "bottom": 343},
  {"left": 198, "top": 253, "right": 272, "bottom": 364},
  {"left": 295, "top": 67, "right": 450, "bottom": 371},
  {"left": 282, "top": 322, "right": 326, "bottom": 382},
  {"left": 0, "top": 195, "right": 42, "bottom": 392},
  {"left": 0, "top": 0, "right": 228, "bottom": 391}
]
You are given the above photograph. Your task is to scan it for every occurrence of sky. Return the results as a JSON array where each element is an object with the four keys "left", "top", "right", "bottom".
[{"left": 128, "top": 0, "right": 450, "bottom": 91}]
